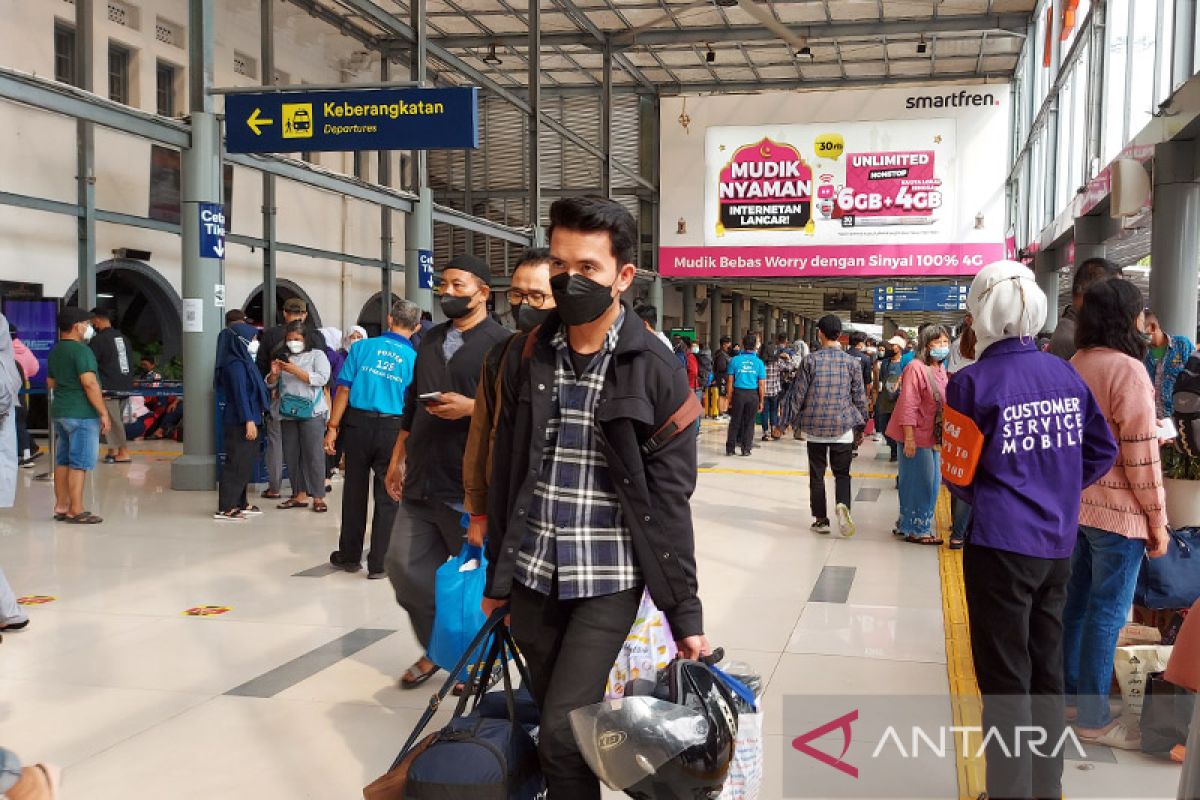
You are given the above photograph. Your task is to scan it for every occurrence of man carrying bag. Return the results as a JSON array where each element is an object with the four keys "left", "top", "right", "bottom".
[{"left": 482, "top": 197, "right": 710, "bottom": 800}]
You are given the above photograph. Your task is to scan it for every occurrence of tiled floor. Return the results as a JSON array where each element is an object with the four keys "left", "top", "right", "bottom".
[{"left": 0, "top": 431, "right": 1185, "bottom": 799}]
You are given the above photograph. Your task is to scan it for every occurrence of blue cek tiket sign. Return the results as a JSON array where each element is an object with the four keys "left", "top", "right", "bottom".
[
  {"left": 418, "top": 250, "right": 434, "bottom": 290},
  {"left": 199, "top": 203, "right": 226, "bottom": 260}
]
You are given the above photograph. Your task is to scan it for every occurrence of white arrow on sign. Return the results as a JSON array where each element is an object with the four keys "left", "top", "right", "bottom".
[{"left": 213, "top": 241, "right": 225, "bottom": 258}]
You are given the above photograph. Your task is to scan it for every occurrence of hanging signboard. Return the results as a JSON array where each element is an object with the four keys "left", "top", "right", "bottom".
[
  {"left": 659, "top": 86, "right": 1008, "bottom": 278},
  {"left": 225, "top": 88, "right": 479, "bottom": 154}
]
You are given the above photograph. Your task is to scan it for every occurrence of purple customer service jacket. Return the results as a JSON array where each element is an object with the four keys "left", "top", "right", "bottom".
[{"left": 944, "top": 338, "right": 1118, "bottom": 560}]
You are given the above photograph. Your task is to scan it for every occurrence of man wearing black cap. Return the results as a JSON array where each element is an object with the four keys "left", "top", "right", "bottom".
[
  {"left": 382, "top": 254, "right": 510, "bottom": 689},
  {"left": 47, "top": 307, "right": 111, "bottom": 524},
  {"left": 256, "top": 297, "right": 310, "bottom": 500}
]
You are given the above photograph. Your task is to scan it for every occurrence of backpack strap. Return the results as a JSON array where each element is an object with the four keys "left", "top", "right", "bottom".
[{"left": 641, "top": 392, "right": 703, "bottom": 457}]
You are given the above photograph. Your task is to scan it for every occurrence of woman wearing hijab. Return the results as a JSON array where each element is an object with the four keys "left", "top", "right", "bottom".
[
  {"left": 943, "top": 262, "right": 1118, "bottom": 800},
  {"left": 215, "top": 322, "right": 270, "bottom": 521},
  {"left": 267, "top": 322, "right": 331, "bottom": 512},
  {"left": 344, "top": 325, "right": 368, "bottom": 353},
  {"left": 319, "top": 327, "right": 346, "bottom": 387}
]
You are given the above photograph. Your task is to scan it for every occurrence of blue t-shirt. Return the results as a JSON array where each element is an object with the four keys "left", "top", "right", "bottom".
[
  {"left": 900, "top": 350, "right": 915, "bottom": 369},
  {"left": 728, "top": 353, "right": 766, "bottom": 390},
  {"left": 336, "top": 332, "right": 416, "bottom": 415}
]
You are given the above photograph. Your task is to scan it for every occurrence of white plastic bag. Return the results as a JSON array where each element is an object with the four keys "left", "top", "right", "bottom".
[
  {"left": 1113, "top": 645, "right": 1173, "bottom": 717},
  {"left": 604, "top": 588, "right": 677, "bottom": 700},
  {"left": 719, "top": 711, "right": 764, "bottom": 800}
]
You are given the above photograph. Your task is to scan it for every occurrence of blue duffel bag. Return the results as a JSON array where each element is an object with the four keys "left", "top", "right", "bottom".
[
  {"left": 364, "top": 609, "right": 545, "bottom": 800},
  {"left": 1134, "top": 527, "right": 1200, "bottom": 610}
]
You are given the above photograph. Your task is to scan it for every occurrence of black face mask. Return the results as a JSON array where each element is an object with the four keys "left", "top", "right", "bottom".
[
  {"left": 440, "top": 293, "right": 476, "bottom": 320},
  {"left": 514, "top": 303, "right": 552, "bottom": 333},
  {"left": 549, "top": 272, "right": 616, "bottom": 327}
]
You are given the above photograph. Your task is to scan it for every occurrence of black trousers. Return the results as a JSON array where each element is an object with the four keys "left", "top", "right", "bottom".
[
  {"left": 726, "top": 388, "right": 759, "bottom": 454},
  {"left": 337, "top": 411, "right": 403, "bottom": 574},
  {"left": 806, "top": 441, "right": 853, "bottom": 520},
  {"left": 14, "top": 403, "right": 30, "bottom": 458},
  {"left": 963, "top": 543, "right": 1071, "bottom": 800},
  {"left": 511, "top": 581, "right": 641, "bottom": 800},
  {"left": 218, "top": 422, "right": 260, "bottom": 512}
]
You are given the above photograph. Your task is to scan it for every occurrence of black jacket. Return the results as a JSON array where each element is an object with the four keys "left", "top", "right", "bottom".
[
  {"left": 484, "top": 301, "right": 705, "bottom": 638},
  {"left": 401, "top": 317, "right": 511, "bottom": 504}
]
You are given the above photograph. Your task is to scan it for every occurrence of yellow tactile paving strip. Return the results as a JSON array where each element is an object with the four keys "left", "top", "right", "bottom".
[{"left": 936, "top": 487, "right": 987, "bottom": 800}]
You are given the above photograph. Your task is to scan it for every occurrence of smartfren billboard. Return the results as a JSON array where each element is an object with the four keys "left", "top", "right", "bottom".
[{"left": 659, "top": 85, "right": 1009, "bottom": 278}]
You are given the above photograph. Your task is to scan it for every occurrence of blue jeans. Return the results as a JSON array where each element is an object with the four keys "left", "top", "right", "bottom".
[
  {"left": 53, "top": 417, "right": 100, "bottom": 470},
  {"left": 951, "top": 496, "right": 973, "bottom": 541},
  {"left": 760, "top": 394, "right": 779, "bottom": 433},
  {"left": 1061, "top": 525, "right": 1146, "bottom": 728},
  {"left": 897, "top": 447, "right": 940, "bottom": 536}
]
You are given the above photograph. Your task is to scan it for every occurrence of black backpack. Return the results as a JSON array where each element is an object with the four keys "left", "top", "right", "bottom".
[
  {"left": 1173, "top": 352, "right": 1200, "bottom": 458},
  {"left": 366, "top": 610, "right": 545, "bottom": 800}
]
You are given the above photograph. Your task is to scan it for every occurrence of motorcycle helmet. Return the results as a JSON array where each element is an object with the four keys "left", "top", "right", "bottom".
[
  {"left": 571, "top": 659, "right": 739, "bottom": 800},
  {"left": 624, "top": 658, "right": 739, "bottom": 800}
]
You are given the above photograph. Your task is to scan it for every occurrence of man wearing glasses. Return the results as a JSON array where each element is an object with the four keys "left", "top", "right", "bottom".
[
  {"left": 383, "top": 254, "right": 511, "bottom": 690},
  {"left": 462, "top": 248, "right": 556, "bottom": 552}
]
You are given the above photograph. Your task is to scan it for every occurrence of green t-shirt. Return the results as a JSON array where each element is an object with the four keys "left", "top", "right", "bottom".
[
  {"left": 48, "top": 339, "right": 100, "bottom": 420},
  {"left": 1151, "top": 345, "right": 1168, "bottom": 362}
]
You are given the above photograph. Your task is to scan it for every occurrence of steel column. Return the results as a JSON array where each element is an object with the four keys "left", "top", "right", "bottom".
[
  {"left": 601, "top": 45, "right": 613, "bottom": 198},
  {"left": 260, "top": 0, "right": 278, "bottom": 327},
  {"left": 709, "top": 285, "right": 723, "bottom": 352},
  {"left": 172, "top": 0, "right": 222, "bottom": 490},
  {"left": 731, "top": 293, "right": 744, "bottom": 343},
  {"left": 75, "top": 0, "right": 96, "bottom": 310},
  {"left": 1034, "top": 249, "right": 1060, "bottom": 334},
  {"left": 649, "top": 276, "right": 663, "bottom": 329},
  {"left": 380, "top": 55, "right": 395, "bottom": 329},
  {"left": 1150, "top": 140, "right": 1200, "bottom": 340},
  {"left": 529, "top": 0, "right": 543, "bottom": 243},
  {"left": 681, "top": 284, "right": 695, "bottom": 331},
  {"left": 1073, "top": 214, "right": 1107, "bottom": 265},
  {"left": 404, "top": 0, "right": 433, "bottom": 311}
]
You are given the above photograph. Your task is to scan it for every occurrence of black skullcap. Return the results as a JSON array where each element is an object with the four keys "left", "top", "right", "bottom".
[{"left": 443, "top": 254, "right": 493, "bottom": 287}]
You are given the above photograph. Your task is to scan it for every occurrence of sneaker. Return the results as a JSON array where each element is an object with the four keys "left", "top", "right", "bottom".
[
  {"left": 367, "top": 571, "right": 387, "bottom": 580},
  {"left": 19, "top": 459, "right": 35, "bottom": 469},
  {"left": 949, "top": 538, "right": 965, "bottom": 550},
  {"left": 761, "top": 434, "right": 772, "bottom": 442},
  {"left": 240, "top": 505, "right": 264, "bottom": 516},
  {"left": 330, "top": 550, "right": 363, "bottom": 572},
  {"left": 811, "top": 518, "right": 831, "bottom": 534},
  {"left": 0, "top": 618, "right": 30, "bottom": 632},
  {"left": 836, "top": 503, "right": 856, "bottom": 538},
  {"left": 213, "top": 510, "right": 246, "bottom": 521}
]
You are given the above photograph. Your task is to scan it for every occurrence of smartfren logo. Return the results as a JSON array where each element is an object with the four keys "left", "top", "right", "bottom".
[{"left": 905, "top": 90, "right": 1000, "bottom": 109}]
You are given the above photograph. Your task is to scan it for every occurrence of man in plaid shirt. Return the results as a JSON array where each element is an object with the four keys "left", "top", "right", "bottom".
[
  {"left": 778, "top": 314, "right": 867, "bottom": 536},
  {"left": 483, "top": 197, "right": 707, "bottom": 799}
]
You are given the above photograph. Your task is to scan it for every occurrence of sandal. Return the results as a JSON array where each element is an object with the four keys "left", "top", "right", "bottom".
[
  {"left": 399, "top": 659, "right": 440, "bottom": 690},
  {"left": 65, "top": 512, "right": 103, "bottom": 524},
  {"left": 277, "top": 498, "right": 309, "bottom": 509},
  {"left": 261, "top": 489, "right": 282, "bottom": 500},
  {"left": 905, "top": 534, "right": 944, "bottom": 546},
  {"left": 53, "top": 512, "right": 69, "bottom": 521},
  {"left": 312, "top": 500, "right": 328, "bottom": 513}
]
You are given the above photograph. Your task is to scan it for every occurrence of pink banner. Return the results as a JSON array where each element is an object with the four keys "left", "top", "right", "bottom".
[{"left": 659, "top": 243, "right": 1006, "bottom": 278}]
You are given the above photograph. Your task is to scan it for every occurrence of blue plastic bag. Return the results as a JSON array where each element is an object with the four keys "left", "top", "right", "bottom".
[{"left": 429, "top": 542, "right": 489, "bottom": 680}]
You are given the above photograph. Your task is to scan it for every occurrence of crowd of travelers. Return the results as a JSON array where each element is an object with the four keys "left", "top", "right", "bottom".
[{"left": 3, "top": 199, "right": 1200, "bottom": 798}]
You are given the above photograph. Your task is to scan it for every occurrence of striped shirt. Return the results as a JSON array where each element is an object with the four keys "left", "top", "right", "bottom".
[{"left": 514, "top": 309, "right": 641, "bottom": 599}]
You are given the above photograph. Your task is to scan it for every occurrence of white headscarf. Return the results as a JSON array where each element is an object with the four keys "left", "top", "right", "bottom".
[
  {"left": 347, "top": 325, "right": 368, "bottom": 346},
  {"left": 318, "top": 326, "right": 342, "bottom": 352},
  {"left": 967, "top": 260, "right": 1048, "bottom": 358}
]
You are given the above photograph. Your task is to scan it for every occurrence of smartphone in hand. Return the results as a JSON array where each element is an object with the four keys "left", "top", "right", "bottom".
[{"left": 419, "top": 391, "right": 444, "bottom": 405}]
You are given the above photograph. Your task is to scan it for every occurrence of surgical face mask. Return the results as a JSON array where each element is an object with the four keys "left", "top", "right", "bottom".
[
  {"left": 440, "top": 292, "right": 476, "bottom": 320},
  {"left": 514, "top": 303, "right": 551, "bottom": 333},
  {"left": 929, "top": 346, "right": 950, "bottom": 362},
  {"left": 691, "top": 345, "right": 700, "bottom": 355},
  {"left": 246, "top": 340, "right": 260, "bottom": 357},
  {"left": 549, "top": 272, "right": 617, "bottom": 327},
  {"left": 82, "top": 323, "right": 95, "bottom": 342},
  {"left": 286, "top": 340, "right": 305, "bottom": 354}
]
